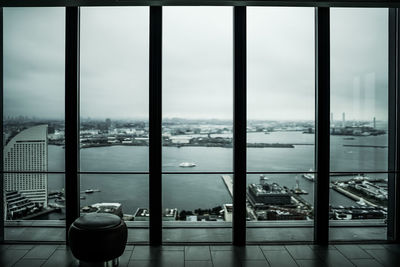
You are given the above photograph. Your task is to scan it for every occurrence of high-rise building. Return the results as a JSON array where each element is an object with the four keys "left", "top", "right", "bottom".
[{"left": 3, "top": 125, "right": 48, "bottom": 207}]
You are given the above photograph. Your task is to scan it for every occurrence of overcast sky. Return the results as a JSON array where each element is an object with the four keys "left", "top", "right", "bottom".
[{"left": 3, "top": 7, "right": 388, "bottom": 121}]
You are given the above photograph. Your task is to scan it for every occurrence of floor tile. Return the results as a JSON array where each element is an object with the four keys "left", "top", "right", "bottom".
[
  {"left": 42, "top": 248, "right": 77, "bottom": 267},
  {"left": 13, "top": 259, "right": 46, "bottom": 267},
  {"left": 130, "top": 246, "right": 161, "bottom": 260},
  {"left": 0, "top": 249, "right": 29, "bottom": 267},
  {"left": 23, "top": 244, "right": 58, "bottom": 259},
  {"left": 259, "top": 245, "right": 286, "bottom": 251},
  {"left": 382, "top": 244, "right": 400, "bottom": 254},
  {"left": 128, "top": 261, "right": 159, "bottom": 267},
  {"left": 161, "top": 245, "right": 184, "bottom": 251},
  {"left": 185, "top": 246, "right": 211, "bottom": 261},
  {"left": 119, "top": 249, "right": 134, "bottom": 267},
  {"left": 262, "top": 250, "right": 297, "bottom": 267},
  {"left": 130, "top": 251, "right": 185, "bottom": 267},
  {"left": 351, "top": 258, "right": 384, "bottom": 267},
  {"left": 315, "top": 249, "right": 355, "bottom": 267},
  {"left": 296, "top": 259, "right": 326, "bottom": 267},
  {"left": 335, "top": 245, "right": 373, "bottom": 259},
  {"left": 286, "top": 245, "right": 319, "bottom": 260},
  {"left": 8, "top": 244, "right": 34, "bottom": 250},
  {"left": 211, "top": 250, "right": 241, "bottom": 267},
  {"left": 234, "top": 246, "right": 265, "bottom": 260},
  {"left": 185, "top": 260, "right": 213, "bottom": 267},
  {"left": 0, "top": 244, "right": 10, "bottom": 252},
  {"left": 241, "top": 260, "right": 270, "bottom": 267},
  {"left": 210, "top": 245, "right": 234, "bottom": 251},
  {"left": 358, "top": 244, "right": 385, "bottom": 250},
  {"left": 365, "top": 249, "right": 400, "bottom": 267},
  {"left": 308, "top": 244, "right": 336, "bottom": 250}
]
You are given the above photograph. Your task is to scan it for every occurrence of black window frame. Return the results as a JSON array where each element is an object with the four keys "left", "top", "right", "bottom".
[{"left": 1, "top": 0, "right": 400, "bottom": 246}]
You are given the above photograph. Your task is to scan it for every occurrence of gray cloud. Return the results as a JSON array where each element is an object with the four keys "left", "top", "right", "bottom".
[{"left": 3, "top": 7, "right": 389, "bottom": 122}]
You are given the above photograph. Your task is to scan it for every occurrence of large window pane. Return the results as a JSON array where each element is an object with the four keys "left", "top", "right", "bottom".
[
  {"left": 3, "top": 8, "right": 65, "bottom": 172},
  {"left": 330, "top": 8, "right": 388, "bottom": 241},
  {"left": 3, "top": 8, "right": 66, "bottom": 242},
  {"left": 162, "top": 7, "right": 233, "bottom": 242},
  {"left": 162, "top": 7, "right": 233, "bottom": 173},
  {"left": 80, "top": 7, "right": 149, "bottom": 172},
  {"left": 246, "top": 7, "right": 314, "bottom": 242},
  {"left": 247, "top": 7, "right": 315, "bottom": 173},
  {"left": 330, "top": 8, "right": 388, "bottom": 172}
]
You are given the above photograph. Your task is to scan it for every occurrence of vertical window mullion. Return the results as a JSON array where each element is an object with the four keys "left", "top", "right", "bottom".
[
  {"left": 65, "top": 6, "right": 80, "bottom": 244},
  {"left": 314, "top": 7, "right": 330, "bottom": 245},
  {"left": 233, "top": 6, "right": 246, "bottom": 246},
  {"left": 0, "top": 7, "right": 4, "bottom": 243},
  {"left": 149, "top": 6, "right": 162, "bottom": 246},
  {"left": 388, "top": 7, "right": 400, "bottom": 242}
]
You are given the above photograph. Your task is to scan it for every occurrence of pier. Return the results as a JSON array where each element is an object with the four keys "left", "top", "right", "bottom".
[
  {"left": 221, "top": 175, "right": 233, "bottom": 198},
  {"left": 331, "top": 184, "right": 378, "bottom": 207},
  {"left": 221, "top": 175, "right": 258, "bottom": 220}
]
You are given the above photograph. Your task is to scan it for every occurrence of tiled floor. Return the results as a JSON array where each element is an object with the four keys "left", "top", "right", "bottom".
[
  {"left": 5, "top": 225, "right": 387, "bottom": 242},
  {"left": 1, "top": 243, "right": 400, "bottom": 267}
]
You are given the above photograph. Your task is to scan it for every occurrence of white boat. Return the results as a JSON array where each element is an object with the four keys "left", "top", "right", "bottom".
[
  {"left": 302, "top": 169, "right": 315, "bottom": 181},
  {"left": 179, "top": 162, "right": 196, "bottom": 168},
  {"left": 357, "top": 198, "right": 367, "bottom": 206}
]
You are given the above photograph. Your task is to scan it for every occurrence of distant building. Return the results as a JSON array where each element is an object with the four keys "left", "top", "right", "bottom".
[
  {"left": 3, "top": 125, "right": 48, "bottom": 207},
  {"left": 163, "top": 208, "right": 178, "bottom": 221},
  {"left": 134, "top": 208, "right": 150, "bottom": 221},
  {"left": 81, "top": 202, "right": 123, "bottom": 218},
  {"left": 223, "top": 204, "right": 232, "bottom": 222},
  {"left": 248, "top": 177, "right": 291, "bottom": 209},
  {"left": 133, "top": 207, "right": 178, "bottom": 221}
]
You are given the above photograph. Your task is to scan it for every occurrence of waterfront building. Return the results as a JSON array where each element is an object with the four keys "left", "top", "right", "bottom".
[
  {"left": 3, "top": 125, "right": 48, "bottom": 208},
  {"left": 223, "top": 204, "right": 233, "bottom": 222},
  {"left": 81, "top": 203, "right": 123, "bottom": 218},
  {"left": 134, "top": 208, "right": 150, "bottom": 221},
  {"left": 248, "top": 182, "right": 291, "bottom": 208}
]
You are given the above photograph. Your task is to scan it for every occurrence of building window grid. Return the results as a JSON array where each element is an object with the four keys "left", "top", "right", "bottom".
[{"left": 0, "top": 3, "right": 399, "bottom": 245}]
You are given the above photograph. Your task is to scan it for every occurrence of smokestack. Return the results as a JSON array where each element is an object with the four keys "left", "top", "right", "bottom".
[
  {"left": 373, "top": 117, "right": 376, "bottom": 129},
  {"left": 342, "top": 112, "right": 345, "bottom": 128}
]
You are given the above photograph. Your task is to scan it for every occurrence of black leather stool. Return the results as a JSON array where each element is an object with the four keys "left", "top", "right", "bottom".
[{"left": 68, "top": 213, "right": 128, "bottom": 267}]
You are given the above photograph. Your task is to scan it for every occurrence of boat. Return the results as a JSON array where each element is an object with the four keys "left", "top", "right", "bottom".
[
  {"left": 335, "top": 213, "right": 352, "bottom": 220},
  {"left": 292, "top": 176, "right": 308, "bottom": 195},
  {"left": 302, "top": 169, "right": 315, "bottom": 181},
  {"left": 179, "top": 162, "right": 196, "bottom": 167},
  {"left": 357, "top": 198, "right": 367, "bottom": 206},
  {"left": 85, "top": 189, "right": 94, "bottom": 194}
]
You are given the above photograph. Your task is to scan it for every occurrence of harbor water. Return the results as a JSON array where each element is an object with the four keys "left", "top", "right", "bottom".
[{"left": 46, "top": 131, "right": 388, "bottom": 218}]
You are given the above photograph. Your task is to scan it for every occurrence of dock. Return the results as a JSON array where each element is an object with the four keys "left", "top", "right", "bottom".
[
  {"left": 221, "top": 175, "right": 258, "bottom": 220},
  {"left": 331, "top": 184, "right": 378, "bottom": 207},
  {"left": 221, "top": 175, "right": 233, "bottom": 198}
]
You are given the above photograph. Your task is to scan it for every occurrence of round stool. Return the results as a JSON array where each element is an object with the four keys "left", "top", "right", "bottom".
[{"left": 68, "top": 213, "right": 127, "bottom": 267}]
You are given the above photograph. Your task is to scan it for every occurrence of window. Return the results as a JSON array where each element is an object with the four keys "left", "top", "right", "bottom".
[
  {"left": 329, "top": 8, "right": 388, "bottom": 241},
  {"left": 3, "top": 8, "right": 65, "bottom": 235},
  {"left": 247, "top": 7, "right": 315, "bottom": 242},
  {"left": 162, "top": 6, "right": 233, "bottom": 242},
  {"left": 1, "top": 3, "right": 397, "bottom": 245}
]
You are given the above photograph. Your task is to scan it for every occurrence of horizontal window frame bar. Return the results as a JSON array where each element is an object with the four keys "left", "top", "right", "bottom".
[
  {"left": 4, "top": 220, "right": 386, "bottom": 229},
  {"left": 1, "top": 0, "right": 400, "bottom": 8},
  {"left": 1, "top": 171, "right": 396, "bottom": 174}
]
